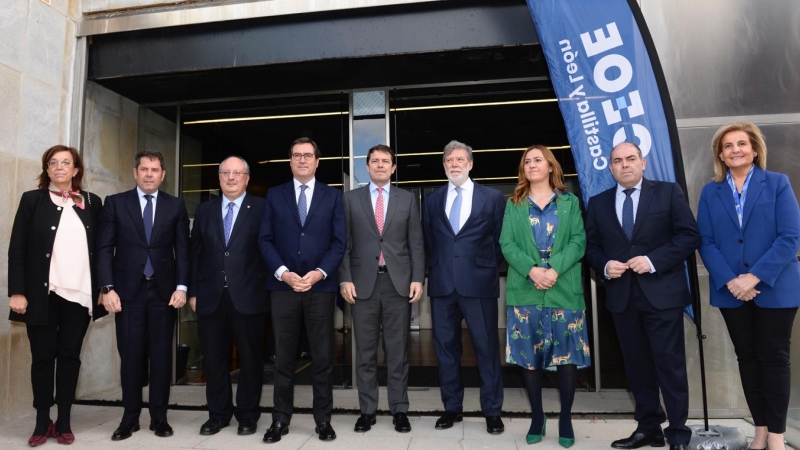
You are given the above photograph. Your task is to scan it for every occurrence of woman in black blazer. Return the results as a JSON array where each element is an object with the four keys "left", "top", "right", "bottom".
[{"left": 8, "top": 145, "right": 104, "bottom": 446}]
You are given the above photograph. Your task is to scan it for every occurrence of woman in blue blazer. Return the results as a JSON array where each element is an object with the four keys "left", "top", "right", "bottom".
[{"left": 697, "top": 122, "right": 800, "bottom": 450}]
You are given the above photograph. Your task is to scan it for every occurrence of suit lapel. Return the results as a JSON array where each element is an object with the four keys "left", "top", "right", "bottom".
[
  {"left": 282, "top": 182, "right": 302, "bottom": 227},
  {"left": 358, "top": 186, "right": 380, "bottom": 236},
  {"left": 305, "top": 182, "right": 325, "bottom": 225},
  {"left": 631, "top": 180, "right": 654, "bottom": 240},
  {"left": 715, "top": 182, "right": 740, "bottom": 228},
  {"left": 552, "top": 195, "right": 570, "bottom": 251},
  {"left": 434, "top": 186, "right": 453, "bottom": 234},
  {"left": 125, "top": 189, "right": 148, "bottom": 243},
  {"left": 150, "top": 191, "right": 168, "bottom": 244},
  {"left": 461, "top": 183, "right": 485, "bottom": 232},
  {"left": 741, "top": 167, "right": 765, "bottom": 230},
  {"left": 515, "top": 199, "right": 537, "bottom": 249},
  {"left": 208, "top": 197, "right": 225, "bottom": 247},
  {"left": 382, "top": 186, "right": 398, "bottom": 232}
]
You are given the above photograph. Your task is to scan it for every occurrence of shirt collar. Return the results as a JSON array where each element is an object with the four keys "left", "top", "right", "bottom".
[
  {"left": 616, "top": 179, "right": 643, "bottom": 196},
  {"left": 449, "top": 177, "right": 473, "bottom": 193},
  {"left": 222, "top": 192, "right": 246, "bottom": 209},
  {"left": 369, "top": 181, "right": 390, "bottom": 194},
  {"left": 136, "top": 187, "right": 159, "bottom": 199},
  {"left": 294, "top": 177, "right": 316, "bottom": 191}
]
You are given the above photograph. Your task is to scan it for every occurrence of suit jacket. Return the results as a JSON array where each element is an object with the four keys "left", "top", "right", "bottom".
[
  {"left": 585, "top": 178, "right": 701, "bottom": 313},
  {"left": 338, "top": 185, "right": 425, "bottom": 299},
  {"left": 697, "top": 167, "right": 800, "bottom": 308},
  {"left": 500, "top": 192, "right": 586, "bottom": 309},
  {"left": 422, "top": 181, "right": 505, "bottom": 299},
  {"left": 96, "top": 188, "right": 190, "bottom": 302},
  {"left": 8, "top": 189, "right": 106, "bottom": 325},
  {"left": 258, "top": 180, "right": 346, "bottom": 292},
  {"left": 189, "top": 193, "right": 269, "bottom": 315}
]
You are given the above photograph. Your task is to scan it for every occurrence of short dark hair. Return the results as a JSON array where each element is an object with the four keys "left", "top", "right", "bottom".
[
  {"left": 135, "top": 149, "right": 166, "bottom": 170},
  {"left": 38, "top": 145, "right": 84, "bottom": 191},
  {"left": 366, "top": 144, "right": 396, "bottom": 165},
  {"left": 289, "top": 137, "right": 321, "bottom": 159}
]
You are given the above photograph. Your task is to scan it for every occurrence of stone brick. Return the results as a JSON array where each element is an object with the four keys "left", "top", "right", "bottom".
[
  {"left": 24, "top": 0, "right": 68, "bottom": 89},
  {"left": 0, "top": 64, "right": 22, "bottom": 157},
  {"left": 0, "top": 0, "right": 29, "bottom": 72},
  {"left": 18, "top": 76, "right": 62, "bottom": 162}
]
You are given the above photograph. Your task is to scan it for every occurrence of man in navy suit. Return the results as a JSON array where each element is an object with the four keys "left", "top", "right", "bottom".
[
  {"left": 258, "top": 137, "right": 346, "bottom": 443},
  {"left": 422, "top": 140, "right": 506, "bottom": 434},
  {"left": 96, "top": 150, "right": 190, "bottom": 441},
  {"left": 585, "top": 142, "right": 700, "bottom": 450},
  {"left": 189, "top": 156, "right": 268, "bottom": 437}
]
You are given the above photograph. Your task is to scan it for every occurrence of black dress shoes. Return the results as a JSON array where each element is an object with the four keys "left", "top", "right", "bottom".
[
  {"left": 393, "top": 412, "right": 411, "bottom": 433},
  {"left": 237, "top": 419, "right": 257, "bottom": 435},
  {"left": 315, "top": 421, "right": 336, "bottom": 440},
  {"left": 263, "top": 421, "right": 289, "bottom": 443},
  {"left": 150, "top": 420, "right": 173, "bottom": 437},
  {"left": 670, "top": 445, "right": 687, "bottom": 450},
  {"left": 611, "top": 430, "right": 666, "bottom": 449},
  {"left": 111, "top": 422, "right": 140, "bottom": 441},
  {"left": 435, "top": 411, "right": 463, "bottom": 429},
  {"left": 199, "top": 418, "right": 229, "bottom": 435},
  {"left": 354, "top": 414, "right": 376, "bottom": 432},
  {"left": 486, "top": 416, "right": 505, "bottom": 434}
]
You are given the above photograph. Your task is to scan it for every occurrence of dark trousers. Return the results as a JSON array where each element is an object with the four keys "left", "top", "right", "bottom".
[
  {"left": 611, "top": 280, "right": 690, "bottom": 446},
  {"left": 198, "top": 288, "right": 265, "bottom": 422},
  {"left": 115, "top": 278, "right": 176, "bottom": 423},
  {"left": 431, "top": 292, "right": 503, "bottom": 416},
  {"left": 270, "top": 290, "right": 335, "bottom": 424},
  {"left": 720, "top": 302, "right": 797, "bottom": 433},
  {"left": 352, "top": 272, "right": 410, "bottom": 415},
  {"left": 26, "top": 293, "right": 91, "bottom": 410}
]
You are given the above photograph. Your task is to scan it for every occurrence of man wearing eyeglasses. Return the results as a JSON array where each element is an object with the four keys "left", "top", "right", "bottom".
[
  {"left": 187, "top": 156, "right": 268, "bottom": 437},
  {"left": 258, "top": 137, "right": 346, "bottom": 443}
]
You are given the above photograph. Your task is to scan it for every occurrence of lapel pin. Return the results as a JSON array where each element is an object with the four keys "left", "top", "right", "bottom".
[{"left": 247, "top": 205, "right": 250, "bottom": 208}]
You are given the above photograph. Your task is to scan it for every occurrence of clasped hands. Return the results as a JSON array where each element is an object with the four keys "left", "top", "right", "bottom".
[
  {"left": 529, "top": 267, "right": 558, "bottom": 290},
  {"left": 100, "top": 289, "right": 186, "bottom": 313},
  {"left": 282, "top": 270, "right": 324, "bottom": 292},
  {"left": 606, "top": 256, "right": 652, "bottom": 278},
  {"left": 726, "top": 273, "right": 761, "bottom": 301},
  {"left": 340, "top": 281, "right": 423, "bottom": 304}
]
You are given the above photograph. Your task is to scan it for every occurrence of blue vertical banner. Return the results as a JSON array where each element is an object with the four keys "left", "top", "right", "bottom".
[{"left": 525, "top": 0, "right": 685, "bottom": 206}]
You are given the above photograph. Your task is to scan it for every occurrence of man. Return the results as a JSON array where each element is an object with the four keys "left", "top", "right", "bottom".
[
  {"left": 422, "top": 140, "right": 506, "bottom": 435},
  {"left": 188, "top": 156, "right": 267, "bottom": 437},
  {"left": 96, "top": 149, "right": 190, "bottom": 440},
  {"left": 338, "top": 144, "right": 425, "bottom": 433},
  {"left": 584, "top": 142, "right": 700, "bottom": 450},
  {"left": 258, "top": 137, "right": 345, "bottom": 443}
]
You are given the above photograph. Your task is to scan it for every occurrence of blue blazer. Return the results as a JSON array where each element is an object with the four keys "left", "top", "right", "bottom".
[
  {"left": 422, "top": 181, "right": 505, "bottom": 299},
  {"left": 585, "top": 179, "right": 701, "bottom": 313},
  {"left": 96, "top": 188, "right": 190, "bottom": 302},
  {"left": 189, "top": 193, "right": 269, "bottom": 316},
  {"left": 697, "top": 167, "right": 800, "bottom": 308},
  {"left": 258, "top": 180, "right": 346, "bottom": 293}
]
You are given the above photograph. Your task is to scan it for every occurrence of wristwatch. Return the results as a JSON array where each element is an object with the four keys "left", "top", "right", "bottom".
[{"left": 101, "top": 285, "right": 114, "bottom": 294}]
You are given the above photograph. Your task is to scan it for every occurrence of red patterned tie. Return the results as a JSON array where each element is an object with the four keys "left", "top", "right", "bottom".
[{"left": 375, "top": 187, "right": 385, "bottom": 265}]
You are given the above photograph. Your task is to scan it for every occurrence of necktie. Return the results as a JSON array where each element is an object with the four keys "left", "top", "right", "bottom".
[
  {"left": 298, "top": 185, "right": 308, "bottom": 226},
  {"left": 449, "top": 186, "right": 462, "bottom": 234},
  {"left": 622, "top": 188, "right": 635, "bottom": 240},
  {"left": 375, "top": 187, "right": 385, "bottom": 265},
  {"left": 223, "top": 201, "right": 235, "bottom": 246},
  {"left": 143, "top": 194, "right": 154, "bottom": 277}
]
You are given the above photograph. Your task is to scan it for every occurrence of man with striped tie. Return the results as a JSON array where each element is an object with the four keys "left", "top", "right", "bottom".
[
  {"left": 258, "top": 137, "right": 346, "bottom": 443},
  {"left": 338, "top": 145, "right": 425, "bottom": 433},
  {"left": 422, "top": 140, "right": 507, "bottom": 435},
  {"left": 188, "top": 156, "right": 268, "bottom": 437}
]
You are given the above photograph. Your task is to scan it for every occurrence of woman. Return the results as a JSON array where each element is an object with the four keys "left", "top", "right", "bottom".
[
  {"left": 697, "top": 123, "right": 800, "bottom": 450},
  {"left": 500, "top": 145, "right": 589, "bottom": 448},
  {"left": 8, "top": 145, "right": 105, "bottom": 446}
]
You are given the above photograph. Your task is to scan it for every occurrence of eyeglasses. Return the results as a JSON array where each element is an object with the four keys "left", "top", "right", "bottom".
[
  {"left": 291, "top": 153, "right": 316, "bottom": 161},
  {"left": 48, "top": 159, "right": 73, "bottom": 168},
  {"left": 218, "top": 171, "right": 248, "bottom": 178}
]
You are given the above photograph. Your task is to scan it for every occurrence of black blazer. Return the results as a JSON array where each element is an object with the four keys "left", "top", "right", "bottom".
[
  {"left": 96, "top": 188, "right": 190, "bottom": 302},
  {"left": 8, "top": 189, "right": 106, "bottom": 325},
  {"left": 585, "top": 178, "right": 701, "bottom": 312},
  {"left": 189, "top": 193, "right": 269, "bottom": 316}
]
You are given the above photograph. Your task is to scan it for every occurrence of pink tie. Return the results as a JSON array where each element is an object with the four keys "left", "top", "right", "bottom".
[{"left": 375, "top": 188, "right": 385, "bottom": 265}]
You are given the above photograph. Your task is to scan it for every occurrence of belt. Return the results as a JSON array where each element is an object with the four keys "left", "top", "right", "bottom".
[
  {"left": 377, "top": 265, "right": 388, "bottom": 273},
  {"left": 144, "top": 275, "right": 156, "bottom": 281}
]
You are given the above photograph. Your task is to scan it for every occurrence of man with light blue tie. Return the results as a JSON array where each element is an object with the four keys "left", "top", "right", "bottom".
[
  {"left": 188, "top": 156, "right": 268, "bottom": 437},
  {"left": 422, "top": 140, "right": 506, "bottom": 435},
  {"left": 585, "top": 142, "right": 700, "bottom": 450}
]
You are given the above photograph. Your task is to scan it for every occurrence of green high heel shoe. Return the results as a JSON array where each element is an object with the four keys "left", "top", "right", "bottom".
[
  {"left": 558, "top": 436, "right": 575, "bottom": 448},
  {"left": 525, "top": 415, "right": 546, "bottom": 445}
]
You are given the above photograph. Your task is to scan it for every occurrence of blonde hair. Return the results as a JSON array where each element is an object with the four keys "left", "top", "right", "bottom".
[
  {"left": 510, "top": 145, "right": 567, "bottom": 204},
  {"left": 710, "top": 122, "right": 767, "bottom": 182}
]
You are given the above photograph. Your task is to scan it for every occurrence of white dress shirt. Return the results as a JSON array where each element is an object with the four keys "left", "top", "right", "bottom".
[
  {"left": 136, "top": 187, "right": 187, "bottom": 292},
  {"left": 604, "top": 179, "right": 655, "bottom": 277},
  {"left": 445, "top": 178, "right": 474, "bottom": 230},
  {"left": 274, "top": 178, "right": 327, "bottom": 281}
]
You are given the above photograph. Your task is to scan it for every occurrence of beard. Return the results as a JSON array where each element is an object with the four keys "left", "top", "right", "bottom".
[{"left": 446, "top": 169, "right": 470, "bottom": 186}]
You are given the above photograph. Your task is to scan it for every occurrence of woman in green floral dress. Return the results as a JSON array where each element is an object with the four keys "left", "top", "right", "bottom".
[{"left": 500, "top": 145, "right": 590, "bottom": 448}]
